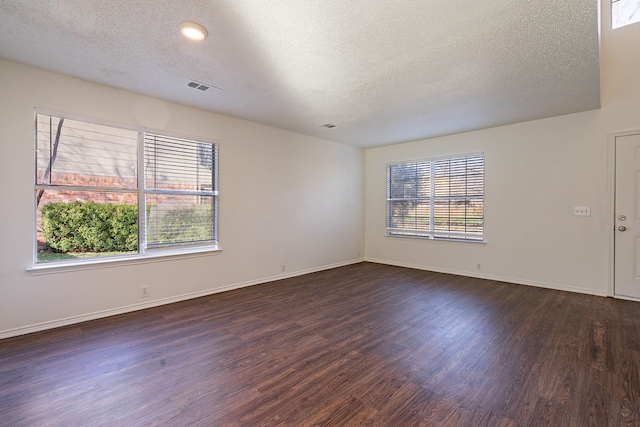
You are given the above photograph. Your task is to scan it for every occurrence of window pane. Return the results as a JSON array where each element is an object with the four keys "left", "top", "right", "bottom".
[
  {"left": 388, "top": 163, "right": 416, "bottom": 199},
  {"left": 36, "top": 115, "right": 138, "bottom": 189},
  {"left": 415, "top": 201, "right": 431, "bottom": 230},
  {"left": 465, "top": 198, "right": 484, "bottom": 238},
  {"left": 144, "top": 134, "right": 214, "bottom": 192},
  {"left": 36, "top": 190, "right": 138, "bottom": 262},
  {"left": 388, "top": 163, "right": 432, "bottom": 199},
  {"left": 388, "top": 200, "right": 412, "bottom": 229},
  {"left": 433, "top": 159, "right": 451, "bottom": 198},
  {"left": 612, "top": 0, "right": 640, "bottom": 29},
  {"left": 449, "top": 199, "right": 468, "bottom": 232},
  {"left": 146, "top": 194, "right": 214, "bottom": 248},
  {"left": 433, "top": 199, "right": 451, "bottom": 231},
  {"left": 432, "top": 198, "right": 483, "bottom": 240},
  {"left": 387, "top": 200, "right": 432, "bottom": 231},
  {"left": 466, "top": 157, "right": 485, "bottom": 196}
]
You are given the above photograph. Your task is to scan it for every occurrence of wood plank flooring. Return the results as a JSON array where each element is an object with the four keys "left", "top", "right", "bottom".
[{"left": 1, "top": 262, "right": 640, "bottom": 426}]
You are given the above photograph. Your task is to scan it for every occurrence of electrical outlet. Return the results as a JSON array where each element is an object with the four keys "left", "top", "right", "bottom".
[
  {"left": 476, "top": 263, "right": 482, "bottom": 271},
  {"left": 357, "top": 250, "right": 360, "bottom": 257},
  {"left": 281, "top": 263, "right": 286, "bottom": 272},
  {"left": 140, "top": 285, "right": 149, "bottom": 298},
  {"left": 573, "top": 206, "right": 591, "bottom": 216}
]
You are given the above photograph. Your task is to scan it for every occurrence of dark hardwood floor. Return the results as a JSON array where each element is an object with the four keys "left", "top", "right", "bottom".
[{"left": 1, "top": 262, "right": 640, "bottom": 426}]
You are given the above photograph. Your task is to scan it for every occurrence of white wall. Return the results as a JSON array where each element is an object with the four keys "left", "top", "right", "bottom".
[
  {"left": 364, "top": 2, "right": 640, "bottom": 296},
  {"left": 0, "top": 60, "right": 365, "bottom": 338}
]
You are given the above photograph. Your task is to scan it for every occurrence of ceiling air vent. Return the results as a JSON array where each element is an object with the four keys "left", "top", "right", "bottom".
[
  {"left": 187, "top": 81, "right": 221, "bottom": 93},
  {"left": 321, "top": 123, "right": 337, "bottom": 129}
]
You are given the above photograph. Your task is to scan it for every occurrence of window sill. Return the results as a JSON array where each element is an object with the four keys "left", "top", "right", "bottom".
[
  {"left": 386, "top": 234, "right": 486, "bottom": 245},
  {"left": 27, "top": 246, "right": 222, "bottom": 275}
]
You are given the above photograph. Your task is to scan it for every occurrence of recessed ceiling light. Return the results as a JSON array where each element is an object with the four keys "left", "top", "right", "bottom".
[{"left": 180, "top": 22, "right": 208, "bottom": 41}]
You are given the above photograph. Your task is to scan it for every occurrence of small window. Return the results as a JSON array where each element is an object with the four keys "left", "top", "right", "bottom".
[
  {"left": 35, "top": 113, "right": 218, "bottom": 264},
  {"left": 386, "top": 154, "right": 484, "bottom": 242},
  {"left": 612, "top": 0, "right": 640, "bottom": 29}
]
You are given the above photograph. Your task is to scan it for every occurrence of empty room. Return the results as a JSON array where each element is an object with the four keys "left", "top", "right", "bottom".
[{"left": 1, "top": 0, "right": 640, "bottom": 425}]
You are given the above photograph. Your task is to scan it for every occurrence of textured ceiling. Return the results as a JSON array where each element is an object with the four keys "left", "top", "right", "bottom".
[{"left": 0, "top": 0, "right": 600, "bottom": 148}]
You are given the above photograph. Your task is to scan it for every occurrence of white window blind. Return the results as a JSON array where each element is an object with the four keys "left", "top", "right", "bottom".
[
  {"left": 144, "top": 133, "right": 217, "bottom": 249},
  {"left": 387, "top": 154, "right": 484, "bottom": 241}
]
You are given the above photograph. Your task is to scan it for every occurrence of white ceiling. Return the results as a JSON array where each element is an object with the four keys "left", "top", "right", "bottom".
[{"left": 0, "top": 0, "right": 600, "bottom": 148}]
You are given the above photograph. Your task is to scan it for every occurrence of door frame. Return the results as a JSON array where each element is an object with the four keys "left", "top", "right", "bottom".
[{"left": 608, "top": 128, "right": 640, "bottom": 299}]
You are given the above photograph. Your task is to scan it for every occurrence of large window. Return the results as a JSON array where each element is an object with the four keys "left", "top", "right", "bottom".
[
  {"left": 35, "top": 112, "right": 218, "bottom": 264},
  {"left": 387, "top": 154, "right": 484, "bottom": 242}
]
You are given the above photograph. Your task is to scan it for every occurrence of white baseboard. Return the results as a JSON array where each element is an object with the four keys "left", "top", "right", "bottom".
[
  {"left": 0, "top": 258, "right": 365, "bottom": 340},
  {"left": 612, "top": 294, "right": 640, "bottom": 302},
  {"left": 365, "top": 257, "right": 609, "bottom": 298}
]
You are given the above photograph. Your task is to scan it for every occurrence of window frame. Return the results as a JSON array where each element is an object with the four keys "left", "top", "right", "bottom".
[
  {"left": 386, "top": 153, "right": 485, "bottom": 243},
  {"left": 31, "top": 109, "right": 220, "bottom": 271}
]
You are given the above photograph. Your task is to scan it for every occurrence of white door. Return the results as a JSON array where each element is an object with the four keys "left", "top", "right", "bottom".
[{"left": 615, "top": 132, "right": 640, "bottom": 299}]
